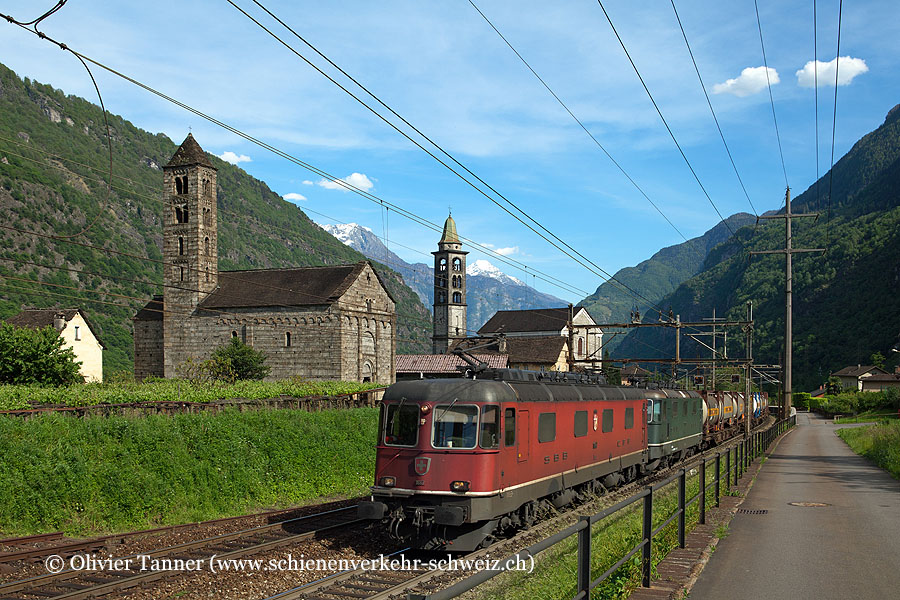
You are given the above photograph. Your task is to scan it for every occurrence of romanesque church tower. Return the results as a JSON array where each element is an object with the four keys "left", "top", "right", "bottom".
[
  {"left": 432, "top": 214, "right": 467, "bottom": 353},
  {"left": 162, "top": 134, "right": 218, "bottom": 376}
]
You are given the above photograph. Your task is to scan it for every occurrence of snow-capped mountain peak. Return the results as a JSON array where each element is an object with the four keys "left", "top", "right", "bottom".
[
  {"left": 467, "top": 259, "right": 524, "bottom": 285},
  {"left": 319, "top": 222, "right": 372, "bottom": 245}
]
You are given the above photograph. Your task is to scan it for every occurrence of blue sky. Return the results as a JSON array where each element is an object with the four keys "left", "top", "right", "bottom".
[{"left": 1, "top": 0, "right": 897, "bottom": 303}]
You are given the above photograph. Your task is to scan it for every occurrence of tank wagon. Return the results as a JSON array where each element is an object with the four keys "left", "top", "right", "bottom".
[{"left": 359, "top": 369, "right": 767, "bottom": 551}]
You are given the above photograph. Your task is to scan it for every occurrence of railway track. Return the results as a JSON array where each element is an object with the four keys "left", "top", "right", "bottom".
[
  {"left": 261, "top": 417, "right": 776, "bottom": 600},
  {"left": 0, "top": 506, "right": 361, "bottom": 600},
  {"left": 0, "top": 501, "right": 359, "bottom": 566}
]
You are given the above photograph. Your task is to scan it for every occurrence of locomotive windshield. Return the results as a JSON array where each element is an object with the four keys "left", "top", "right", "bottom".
[
  {"left": 384, "top": 402, "right": 419, "bottom": 446},
  {"left": 432, "top": 404, "right": 478, "bottom": 449}
]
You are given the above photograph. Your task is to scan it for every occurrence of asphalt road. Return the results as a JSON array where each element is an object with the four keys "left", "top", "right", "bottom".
[{"left": 690, "top": 412, "right": 900, "bottom": 600}]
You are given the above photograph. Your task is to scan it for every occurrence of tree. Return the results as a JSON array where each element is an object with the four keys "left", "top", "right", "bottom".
[
  {"left": 0, "top": 323, "right": 83, "bottom": 385},
  {"left": 870, "top": 351, "right": 886, "bottom": 370},
  {"left": 825, "top": 376, "right": 843, "bottom": 395},
  {"left": 209, "top": 338, "right": 270, "bottom": 381}
]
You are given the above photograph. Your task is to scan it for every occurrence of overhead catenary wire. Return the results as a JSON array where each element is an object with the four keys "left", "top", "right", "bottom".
[
  {"left": 0, "top": 136, "right": 589, "bottom": 300},
  {"left": 4, "top": 13, "right": 706, "bottom": 332},
  {"left": 594, "top": 0, "right": 746, "bottom": 247},
  {"left": 753, "top": 0, "right": 789, "bottom": 189},
  {"left": 0, "top": 19, "right": 617, "bottom": 307},
  {"left": 466, "top": 0, "right": 691, "bottom": 242},
  {"left": 229, "top": 0, "right": 671, "bottom": 315},
  {"left": 669, "top": 0, "right": 759, "bottom": 217}
]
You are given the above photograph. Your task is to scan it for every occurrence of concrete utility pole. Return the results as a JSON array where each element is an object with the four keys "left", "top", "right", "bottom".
[
  {"left": 745, "top": 301, "right": 753, "bottom": 439},
  {"left": 567, "top": 303, "right": 575, "bottom": 371},
  {"left": 752, "top": 187, "right": 823, "bottom": 418}
]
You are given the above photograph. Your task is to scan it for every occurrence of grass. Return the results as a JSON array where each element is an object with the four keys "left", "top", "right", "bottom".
[
  {"left": 833, "top": 412, "right": 898, "bottom": 424},
  {"left": 0, "top": 407, "right": 379, "bottom": 535},
  {"left": 475, "top": 461, "right": 735, "bottom": 600},
  {"left": 836, "top": 421, "right": 900, "bottom": 479},
  {"left": 0, "top": 378, "right": 383, "bottom": 411}
]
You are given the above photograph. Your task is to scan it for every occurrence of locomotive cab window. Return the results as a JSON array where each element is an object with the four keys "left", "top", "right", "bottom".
[
  {"left": 432, "top": 404, "right": 478, "bottom": 449},
  {"left": 384, "top": 403, "right": 419, "bottom": 447},
  {"left": 538, "top": 412, "right": 556, "bottom": 443},
  {"left": 625, "top": 407, "right": 634, "bottom": 430},
  {"left": 480, "top": 405, "right": 500, "bottom": 449},
  {"left": 504, "top": 408, "right": 516, "bottom": 446},
  {"left": 654, "top": 401, "right": 662, "bottom": 422},
  {"left": 647, "top": 400, "right": 654, "bottom": 423},
  {"left": 602, "top": 409, "right": 614, "bottom": 433},
  {"left": 574, "top": 410, "right": 588, "bottom": 438}
]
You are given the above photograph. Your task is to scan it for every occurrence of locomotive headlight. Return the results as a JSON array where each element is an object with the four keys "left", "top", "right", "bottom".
[
  {"left": 450, "top": 480, "right": 470, "bottom": 492},
  {"left": 420, "top": 404, "right": 431, "bottom": 414},
  {"left": 379, "top": 476, "right": 396, "bottom": 488}
]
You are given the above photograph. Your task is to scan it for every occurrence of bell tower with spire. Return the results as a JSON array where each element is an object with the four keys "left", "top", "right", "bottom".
[
  {"left": 162, "top": 133, "right": 218, "bottom": 375},
  {"left": 432, "top": 213, "right": 467, "bottom": 353}
]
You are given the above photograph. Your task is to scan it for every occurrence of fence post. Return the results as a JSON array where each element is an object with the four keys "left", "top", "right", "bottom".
[
  {"left": 715, "top": 453, "right": 721, "bottom": 507},
  {"left": 700, "top": 459, "right": 707, "bottom": 525},
  {"left": 577, "top": 516, "right": 591, "bottom": 600},
  {"left": 725, "top": 448, "right": 731, "bottom": 489},
  {"left": 642, "top": 489, "right": 653, "bottom": 587},
  {"left": 678, "top": 469, "right": 686, "bottom": 548}
]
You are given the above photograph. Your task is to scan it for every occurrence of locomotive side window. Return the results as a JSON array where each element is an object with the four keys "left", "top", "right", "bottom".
[
  {"left": 683, "top": 401, "right": 688, "bottom": 416},
  {"left": 537, "top": 412, "right": 556, "bottom": 443},
  {"left": 504, "top": 408, "right": 516, "bottom": 446},
  {"left": 480, "top": 405, "right": 500, "bottom": 449},
  {"left": 384, "top": 403, "right": 419, "bottom": 446},
  {"left": 432, "top": 404, "right": 478, "bottom": 449},
  {"left": 625, "top": 407, "right": 634, "bottom": 430},
  {"left": 574, "top": 410, "right": 588, "bottom": 438},
  {"left": 647, "top": 400, "right": 654, "bottom": 423},
  {"left": 654, "top": 401, "right": 662, "bottom": 422},
  {"left": 602, "top": 409, "right": 613, "bottom": 433}
]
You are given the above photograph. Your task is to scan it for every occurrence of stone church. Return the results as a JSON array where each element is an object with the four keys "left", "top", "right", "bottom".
[{"left": 133, "top": 134, "right": 396, "bottom": 384}]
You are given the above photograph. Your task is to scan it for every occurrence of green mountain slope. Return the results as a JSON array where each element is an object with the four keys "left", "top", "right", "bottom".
[
  {"left": 0, "top": 63, "right": 431, "bottom": 373},
  {"left": 615, "top": 104, "right": 900, "bottom": 391},
  {"left": 579, "top": 213, "right": 755, "bottom": 343}
]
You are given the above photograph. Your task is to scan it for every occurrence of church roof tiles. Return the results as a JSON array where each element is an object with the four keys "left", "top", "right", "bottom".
[{"left": 165, "top": 133, "right": 216, "bottom": 170}]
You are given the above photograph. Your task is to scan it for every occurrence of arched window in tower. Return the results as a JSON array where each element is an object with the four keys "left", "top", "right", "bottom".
[
  {"left": 232, "top": 330, "right": 238, "bottom": 339},
  {"left": 439, "top": 258, "right": 447, "bottom": 272},
  {"left": 175, "top": 177, "right": 183, "bottom": 195},
  {"left": 205, "top": 262, "right": 211, "bottom": 282},
  {"left": 285, "top": 332, "right": 292, "bottom": 347},
  {"left": 452, "top": 258, "right": 461, "bottom": 271},
  {"left": 204, "top": 178, "right": 211, "bottom": 196},
  {"left": 179, "top": 266, "right": 185, "bottom": 281},
  {"left": 203, "top": 208, "right": 211, "bottom": 226},
  {"left": 452, "top": 292, "right": 461, "bottom": 303},
  {"left": 578, "top": 337, "right": 584, "bottom": 356},
  {"left": 178, "top": 237, "right": 184, "bottom": 256},
  {"left": 181, "top": 176, "right": 188, "bottom": 194},
  {"left": 174, "top": 206, "right": 183, "bottom": 223},
  {"left": 437, "top": 291, "right": 446, "bottom": 303},
  {"left": 204, "top": 237, "right": 210, "bottom": 256}
]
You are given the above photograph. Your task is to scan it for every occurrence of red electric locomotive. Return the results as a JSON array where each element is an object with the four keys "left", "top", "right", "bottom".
[{"left": 358, "top": 369, "right": 703, "bottom": 551}]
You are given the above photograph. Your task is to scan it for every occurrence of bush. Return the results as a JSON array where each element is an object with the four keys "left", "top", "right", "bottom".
[
  {"left": 209, "top": 338, "right": 271, "bottom": 381},
  {"left": 0, "top": 323, "right": 83, "bottom": 385}
]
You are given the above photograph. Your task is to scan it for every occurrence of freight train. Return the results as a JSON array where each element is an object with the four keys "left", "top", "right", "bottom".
[{"left": 358, "top": 368, "right": 768, "bottom": 551}]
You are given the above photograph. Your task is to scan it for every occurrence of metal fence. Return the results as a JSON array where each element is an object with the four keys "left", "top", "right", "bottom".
[{"left": 411, "top": 415, "right": 796, "bottom": 600}]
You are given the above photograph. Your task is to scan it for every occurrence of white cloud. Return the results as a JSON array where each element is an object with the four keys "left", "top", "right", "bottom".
[
  {"left": 796, "top": 56, "right": 868, "bottom": 88},
  {"left": 482, "top": 243, "right": 520, "bottom": 256},
  {"left": 282, "top": 192, "right": 307, "bottom": 202},
  {"left": 217, "top": 151, "right": 252, "bottom": 165},
  {"left": 712, "top": 66, "right": 779, "bottom": 97},
  {"left": 318, "top": 172, "right": 374, "bottom": 192},
  {"left": 302, "top": 180, "right": 314, "bottom": 185}
]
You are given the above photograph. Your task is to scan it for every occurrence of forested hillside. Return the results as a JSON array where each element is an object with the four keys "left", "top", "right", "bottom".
[
  {"left": 615, "top": 104, "right": 900, "bottom": 391},
  {"left": 0, "top": 63, "right": 431, "bottom": 373}
]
